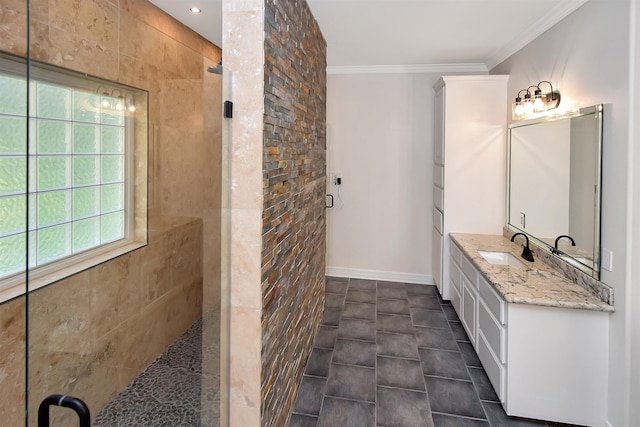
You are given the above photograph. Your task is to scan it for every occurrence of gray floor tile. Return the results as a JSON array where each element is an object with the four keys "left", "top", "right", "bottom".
[
  {"left": 378, "top": 285, "right": 408, "bottom": 300},
  {"left": 305, "top": 348, "right": 333, "bottom": 377},
  {"left": 337, "top": 318, "right": 376, "bottom": 341},
  {"left": 346, "top": 288, "right": 377, "bottom": 304},
  {"left": 415, "top": 327, "right": 459, "bottom": 351},
  {"left": 378, "top": 314, "right": 415, "bottom": 334},
  {"left": 377, "top": 332, "right": 420, "bottom": 359},
  {"left": 325, "top": 364, "right": 376, "bottom": 402},
  {"left": 409, "top": 295, "right": 442, "bottom": 310},
  {"left": 289, "top": 413, "right": 318, "bottom": 427},
  {"left": 411, "top": 308, "right": 449, "bottom": 329},
  {"left": 482, "top": 401, "right": 547, "bottom": 426},
  {"left": 419, "top": 348, "right": 470, "bottom": 380},
  {"left": 349, "top": 278, "right": 377, "bottom": 290},
  {"left": 406, "top": 283, "right": 437, "bottom": 295},
  {"left": 424, "top": 377, "right": 486, "bottom": 420},
  {"left": 333, "top": 339, "right": 376, "bottom": 367},
  {"left": 321, "top": 308, "right": 342, "bottom": 326},
  {"left": 377, "top": 387, "right": 433, "bottom": 427},
  {"left": 377, "top": 356, "right": 425, "bottom": 391},
  {"left": 378, "top": 298, "right": 411, "bottom": 315},
  {"left": 317, "top": 397, "right": 375, "bottom": 427},
  {"left": 468, "top": 367, "right": 499, "bottom": 403},
  {"left": 441, "top": 305, "right": 459, "bottom": 321},
  {"left": 458, "top": 342, "right": 482, "bottom": 368},
  {"left": 449, "top": 321, "right": 470, "bottom": 342},
  {"left": 293, "top": 376, "right": 327, "bottom": 416},
  {"left": 431, "top": 413, "right": 489, "bottom": 426},
  {"left": 325, "top": 293, "right": 345, "bottom": 309},
  {"left": 314, "top": 326, "right": 338, "bottom": 349},
  {"left": 342, "top": 302, "right": 376, "bottom": 320},
  {"left": 326, "top": 278, "right": 348, "bottom": 294}
]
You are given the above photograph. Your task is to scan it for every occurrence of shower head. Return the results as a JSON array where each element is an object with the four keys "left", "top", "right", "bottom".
[{"left": 207, "top": 60, "right": 223, "bottom": 75}]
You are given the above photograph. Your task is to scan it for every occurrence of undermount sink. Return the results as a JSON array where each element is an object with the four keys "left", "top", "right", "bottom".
[{"left": 478, "top": 250, "right": 525, "bottom": 268}]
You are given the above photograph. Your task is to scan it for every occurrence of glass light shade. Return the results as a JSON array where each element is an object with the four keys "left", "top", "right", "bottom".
[
  {"left": 533, "top": 96, "right": 545, "bottom": 111},
  {"left": 524, "top": 99, "right": 534, "bottom": 114}
]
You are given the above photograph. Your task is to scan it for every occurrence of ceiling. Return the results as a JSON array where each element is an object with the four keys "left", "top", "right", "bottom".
[{"left": 149, "top": 0, "right": 587, "bottom": 70}]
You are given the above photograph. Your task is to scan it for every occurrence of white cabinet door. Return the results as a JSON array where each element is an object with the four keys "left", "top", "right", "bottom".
[
  {"left": 432, "top": 228, "right": 443, "bottom": 293},
  {"left": 462, "top": 277, "right": 477, "bottom": 346},
  {"left": 434, "top": 87, "right": 445, "bottom": 165}
]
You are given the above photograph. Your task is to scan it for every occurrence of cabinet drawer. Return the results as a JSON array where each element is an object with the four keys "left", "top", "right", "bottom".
[
  {"left": 478, "top": 276, "right": 506, "bottom": 324},
  {"left": 477, "top": 330, "right": 506, "bottom": 402},
  {"left": 479, "top": 299, "right": 506, "bottom": 363},
  {"left": 434, "top": 164, "right": 444, "bottom": 187},
  {"left": 450, "top": 282, "right": 462, "bottom": 318},
  {"left": 450, "top": 258, "right": 462, "bottom": 293},
  {"left": 450, "top": 241, "right": 461, "bottom": 265},
  {"left": 461, "top": 255, "right": 478, "bottom": 287},
  {"left": 462, "top": 280, "right": 477, "bottom": 346},
  {"left": 433, "top": 207, "right": 443, "bottom": 234},
  {"left": 433, "top": 186, "right": 444, "bottom": 211}
]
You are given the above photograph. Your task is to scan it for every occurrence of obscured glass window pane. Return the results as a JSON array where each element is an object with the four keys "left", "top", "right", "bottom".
[{"left": 0, "top": 66, "right": 129, "bottom": 280}]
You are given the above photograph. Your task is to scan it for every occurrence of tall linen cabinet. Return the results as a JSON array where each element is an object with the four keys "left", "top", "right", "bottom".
[{"left": 432, "top": 75, "right": 509, "bottom": 300}]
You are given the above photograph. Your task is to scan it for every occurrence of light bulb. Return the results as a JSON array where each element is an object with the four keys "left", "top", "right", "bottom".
[
  {"left": 524, "top": 99, "right": 534, "bottom": 114},
  {"left": 514, "top": 103, "right": 524, "bottom": 117},
  {"left": 101, "top": 98, "right": 110, "bottom": 108},
  {"left": 533, "top": 96, "right": 545, "bottom": 111}
]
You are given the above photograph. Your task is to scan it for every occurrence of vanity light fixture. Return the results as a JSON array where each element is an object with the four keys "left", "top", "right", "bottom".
[
  {"left": 97, "top": 85, "right": 111, "bottom": 108},
  {"left": 512, "top": 80, "right": 561, "bottom": 120},
  {"left": 190, "top": 7, "right": 202, "bottom": 13},
  {"left": 111, "top": 89, "right": 125, "bottom": 111},
  {"left": 125, "top": 93, "right": 136, "bottom": 112}
]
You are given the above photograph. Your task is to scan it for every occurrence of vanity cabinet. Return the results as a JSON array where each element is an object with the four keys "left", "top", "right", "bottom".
[
  {"left": 449, "top": 241, "right": 609, "bottom": 425},
  {"left": 432, "top": 75, "right": 508, "bottom": 300}
]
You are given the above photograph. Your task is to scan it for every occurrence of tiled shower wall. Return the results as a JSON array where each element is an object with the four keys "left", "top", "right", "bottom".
[
  {"left": 0, "top": 0, "right": 221, "bottom": 425},
  {"left": 261, "top": 1, "right": 327, "bottom": 426}
]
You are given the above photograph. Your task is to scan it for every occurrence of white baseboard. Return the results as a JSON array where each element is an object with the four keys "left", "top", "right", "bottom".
[{"left": 326, "top": 266, "right": 433, "bottom": 285}]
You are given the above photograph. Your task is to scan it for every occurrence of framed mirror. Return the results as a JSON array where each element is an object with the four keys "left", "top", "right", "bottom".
[{"left": 507, "top": 105, "right": 603, "bottom": 279}]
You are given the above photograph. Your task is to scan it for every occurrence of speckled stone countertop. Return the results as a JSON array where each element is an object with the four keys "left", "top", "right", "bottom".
[{"left": 450, "top": 233, "right": 614, "bottom": 312}]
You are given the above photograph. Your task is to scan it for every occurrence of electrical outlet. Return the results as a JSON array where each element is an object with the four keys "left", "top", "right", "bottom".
[
  {"left": 332, "top": 172, "right": 342, "bottom": 186},
  {"left": 602, "top": 248, "right": 613, "bottom": 271}
]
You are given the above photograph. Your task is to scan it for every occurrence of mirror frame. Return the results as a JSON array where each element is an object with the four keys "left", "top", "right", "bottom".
[{"left": 506, "top": 104, "right": 603, "bottom": 279}]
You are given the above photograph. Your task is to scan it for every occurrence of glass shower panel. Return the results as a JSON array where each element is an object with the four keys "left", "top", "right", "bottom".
[
  {"left": 11, "top": 1, "right": 227, "bottom": 425},
  {"left": 0, "top": 0, "right": 29, "bottom": 425}
]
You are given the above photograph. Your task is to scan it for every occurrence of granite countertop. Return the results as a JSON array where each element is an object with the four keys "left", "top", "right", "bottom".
[{"left": 450, "top": 233, "right": 614, "bottom": 312}]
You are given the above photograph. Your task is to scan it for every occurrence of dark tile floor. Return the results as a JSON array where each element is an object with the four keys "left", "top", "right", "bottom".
[
  {"left": 93, "top": 310, "right": 220, "bottom": 427},
  {"left": 289, "top": 277, "right": 579, "bottom": 427}
]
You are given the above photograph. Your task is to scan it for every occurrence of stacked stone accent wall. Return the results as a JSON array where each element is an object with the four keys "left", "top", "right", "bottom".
[{"left": 261, "top": 0, "right": 327, "bottom": 425}]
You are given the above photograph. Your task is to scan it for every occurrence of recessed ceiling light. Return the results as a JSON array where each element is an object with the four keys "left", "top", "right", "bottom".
[{"left": 190, "top": 7, "right": 202, "bottom": 13}]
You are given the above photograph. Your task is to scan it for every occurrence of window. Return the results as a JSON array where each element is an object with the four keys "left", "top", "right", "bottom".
[{"left": 0, "top": 55, "right": 147, "bottom": 298}]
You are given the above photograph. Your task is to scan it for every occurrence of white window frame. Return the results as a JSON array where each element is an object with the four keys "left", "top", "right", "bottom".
[{"left": 0, "top": 55, "right": 147, "bottom": 303}]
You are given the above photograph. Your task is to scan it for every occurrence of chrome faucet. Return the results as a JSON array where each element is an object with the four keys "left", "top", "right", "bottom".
[{"left": 511, "top": 232, "right": 535, "bottom": 262}]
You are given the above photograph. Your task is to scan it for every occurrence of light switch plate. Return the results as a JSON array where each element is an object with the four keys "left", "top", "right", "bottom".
[{"left": 602, "top": 248, "right": 613, "bottom": 271}]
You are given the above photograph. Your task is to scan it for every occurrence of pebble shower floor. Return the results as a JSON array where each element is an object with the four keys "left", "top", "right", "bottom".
[{"left": 93, "top": 310, "right": 220, "bottom": 427}]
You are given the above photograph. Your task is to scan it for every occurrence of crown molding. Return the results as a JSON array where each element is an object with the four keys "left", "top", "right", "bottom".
[
  {"left": 486, "top": 0, "right": 589, "bottom": 70},
  {"left": 326, "top": 63, "right": 489, "bottom": 75}
]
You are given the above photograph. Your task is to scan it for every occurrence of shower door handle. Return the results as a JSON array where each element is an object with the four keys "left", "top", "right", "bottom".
[{"left": 38, "top": 394, "right": 91, "bottom": 427}]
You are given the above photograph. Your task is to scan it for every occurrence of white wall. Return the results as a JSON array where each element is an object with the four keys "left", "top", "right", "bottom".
[
  {"left": 492, "top": 1, "right": 634, "bottom": 425},
  {"left": 325, "top": 73, "right": 436, "bottom": 283}
]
